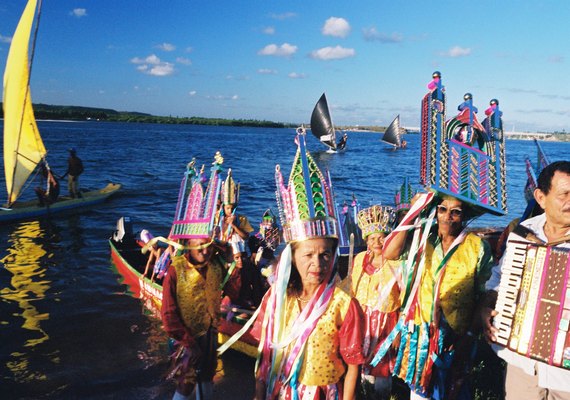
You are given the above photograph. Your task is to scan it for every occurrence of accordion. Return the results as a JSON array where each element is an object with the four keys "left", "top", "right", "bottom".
[{"left": 494, "top": 240, "right": 570, "bottom": 369}]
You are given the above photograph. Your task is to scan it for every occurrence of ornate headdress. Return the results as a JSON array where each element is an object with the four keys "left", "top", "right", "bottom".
[
  {"left": 259, "top": 208, "right": 282, "bottom": 250},
  {"left": 169, "top": 155, "right": 224, "bottom": 240},
  {"left": 394, "top": 177, "right": 416, "bottom": 213},
  {"left": 221, "top": 168, "right": 240, "bottom": 205},
  {"left": 275, "top": 127, "right": 338, "bottom": 243},
  {"left": 419, "top": 71, "right": 507, "bottom": 216},
  {"left": 357, "top": 205, "right": 396, "bottom": 239}
]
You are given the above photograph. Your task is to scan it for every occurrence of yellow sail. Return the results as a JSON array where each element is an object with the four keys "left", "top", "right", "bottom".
[{"left": 3, "top": 0, "right": 46, "bottom": 206}]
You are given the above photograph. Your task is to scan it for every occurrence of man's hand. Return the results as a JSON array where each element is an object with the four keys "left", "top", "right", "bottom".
[{"left": 481, "top": 306, "right": 498, "bottom": 343}]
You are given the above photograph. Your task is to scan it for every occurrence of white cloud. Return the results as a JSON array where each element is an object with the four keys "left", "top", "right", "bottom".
[
  {"left": 70, "top": 8, "right": 87, "bottom": 18},
  {"left": 258, "top": 68, "right": 278, "bottom": 75},
  {"left": 131, "top": 54, "right": 175, "bottom": 76},
  {"left": 263, "top": 26, "right": 275, "bottom": 35},
  {"left": 0, "top": 35, "right": 11, "bottom": 43},
  {"left": 362, "top": 27, "right": 403, "bottom": 43},
  {"left": 206, "top": 95, "right": 240, "bottom": 100},
  {"left": 269, "top": 12, "right": 296, "bottom": 20},
  {"left": 440, "top": 46, "right": 472, "bottom": 58},
  {"left": 310, "top": 46, "right": 355, "bottom": 60},
  {"left": 258, "top": 43, "right": 297, "bottom": 57},
  {"left": 322, "top": 17, "right": 351, "bottom": 38},
  {"left": 189, "top": 91, "right": 197, "bottom": 96},
  {"left": 288, "top": 72, "right": 306, "bottom": 79},
  {"left": 155, "top": 43, "right": 176, "bottom": 52},
  {"left": 176, "top": 57, "right": 192, "bottom": 66}
]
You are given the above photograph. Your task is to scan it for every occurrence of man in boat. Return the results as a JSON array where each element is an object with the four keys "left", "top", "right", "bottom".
[
  {"left": 338, "top": 132, "right": 348, "bottom": 150},
  {"left": 34, "top": 161, "right": 60, "bottom": 206},
  {"left": 162, "top": 156, "right": 237, "bottom": 400},
  {"left": 481, "top": 160, "right": 570, "bottom": 399},
  {"left": 62, "top": 148, "right": 84, "bottom": 198}
]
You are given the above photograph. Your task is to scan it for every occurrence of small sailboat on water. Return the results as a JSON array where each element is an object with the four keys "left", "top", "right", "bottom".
[
  {"left": 310, "top": 93, "right": 347, "bottom": 153},
  {"left": 381, "top": 114, "right": 407, "bottom": 149},
  {"left": 1, "top": 0, "right": 120, "bottom": 223}
]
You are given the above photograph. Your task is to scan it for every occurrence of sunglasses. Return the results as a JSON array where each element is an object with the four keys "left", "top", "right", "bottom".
[{"left": 437, "top": 205, "right": 463, "bottom": 218}]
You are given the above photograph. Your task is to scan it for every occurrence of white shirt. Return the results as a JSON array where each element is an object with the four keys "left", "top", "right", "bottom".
[{"left": 487, "top": 213, "right": 570, "bottom": 393}]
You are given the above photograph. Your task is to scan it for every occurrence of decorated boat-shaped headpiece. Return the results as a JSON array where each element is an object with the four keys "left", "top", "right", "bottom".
[
  {"left": 275, "top": 127, "right": 339, "bottom": 243},
  {"left": 419, "top": 71, "right": 507, "bottom": 215},
  {"left": 394, "top": 177, "right": 416, "bottom": 213},
  {"left": 169, "top": 154, "right": 224, "bottom": 239},
  {"left": 221, "top": 168, "right": 240, "bottom": 205}
]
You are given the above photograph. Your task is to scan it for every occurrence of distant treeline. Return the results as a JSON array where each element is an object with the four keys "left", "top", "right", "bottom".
[{"left": 0, "top": 103, "right": 297, "bottom": 129}]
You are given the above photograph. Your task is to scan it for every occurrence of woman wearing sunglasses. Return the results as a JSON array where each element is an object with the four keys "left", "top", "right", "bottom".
[{"left": 380, "top": 193, "right": 494, "bottom": 400}]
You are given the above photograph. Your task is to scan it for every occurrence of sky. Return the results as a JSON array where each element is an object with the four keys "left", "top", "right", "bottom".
[{"left": 1, "top": 0, "right": 570, "bottom": 132}]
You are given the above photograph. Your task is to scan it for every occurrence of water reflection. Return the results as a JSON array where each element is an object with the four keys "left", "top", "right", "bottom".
[{"left": 1, "top": 220, "right": 50, "bottom": 380}]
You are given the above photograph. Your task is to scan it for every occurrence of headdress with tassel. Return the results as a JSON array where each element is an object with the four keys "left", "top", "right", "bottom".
[
  {"left": 275, "top": 127, "right": 338, "bottom": 243},
  {"left": 169, "top": 154, "right": 224, "bottom": 240},
  {"left": 357, "top": 205, "right": 396, "bottom": 239}
]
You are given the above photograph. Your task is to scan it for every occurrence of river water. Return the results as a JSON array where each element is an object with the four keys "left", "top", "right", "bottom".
[{"left": 1, "top": 121, "right": 568, "bottom": 399}]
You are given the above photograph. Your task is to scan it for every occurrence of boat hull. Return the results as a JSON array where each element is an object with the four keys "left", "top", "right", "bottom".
[
  {"left": 109, "top": 235, "right": 260, "bottom": 358},
  {"left": 0, "top": 183, "right": 121, "bottom": 223}
]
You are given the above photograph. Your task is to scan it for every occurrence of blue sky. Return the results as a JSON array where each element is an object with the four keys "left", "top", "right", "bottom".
[{"left": 1, "top": 1, "right": 569, "bottom": 132}]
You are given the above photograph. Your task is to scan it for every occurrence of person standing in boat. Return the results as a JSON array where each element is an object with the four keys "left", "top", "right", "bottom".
[
  {"left": 216, "top": 169, "right": 254, "bottom": 245},
  {"left": 341, "top": 204, "right": 400, "bottom": 398},
  {"left": 62, "top": 148, "right": 84, "bottom": 198},
  {"left": 161, "top": 156, "right": 233, "bottom": 400},
  {"left": 34, "top": 161, "right": 60, "bottom": 206},
  {"left": 254, "top": 128, "right": 365, "bottom": 400}
]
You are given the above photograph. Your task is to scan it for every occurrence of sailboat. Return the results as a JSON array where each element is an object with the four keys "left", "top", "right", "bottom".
[
  {"left": 1, "top": 0, "right": 120, "bottom": 223},
  {"left": 381, "top": 114, "right": 407, "bottom": 149},
  {"left": 310, "top": 93, "right": 347, "bottom": 153}
]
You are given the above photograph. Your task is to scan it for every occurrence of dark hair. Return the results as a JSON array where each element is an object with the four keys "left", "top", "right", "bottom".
[{"left": 537, "top": 161, "right": 570, "bottom": 195}]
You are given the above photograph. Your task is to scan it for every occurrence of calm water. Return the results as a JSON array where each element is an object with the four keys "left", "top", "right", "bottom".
[{"left": 1, "top": 121, "right": 569, "bottom": 399}]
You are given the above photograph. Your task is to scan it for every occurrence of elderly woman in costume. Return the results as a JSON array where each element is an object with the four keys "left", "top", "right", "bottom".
[
  {"left": 161, "top": 157, "right": 236, "bottom": 400},
  {"left": 382, "top": 194, "right": 493, "bottom": 399},
  {"left": 254, "top": 128, "right": 365, "bottom": 400},
  {"left": 342, "top": 205, "right": 400, "bottom": 398}
]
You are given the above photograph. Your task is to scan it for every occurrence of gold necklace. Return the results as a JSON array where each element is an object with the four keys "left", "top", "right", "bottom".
[{"left": 295, "top": 295, "right": 311, "bottom": 304}]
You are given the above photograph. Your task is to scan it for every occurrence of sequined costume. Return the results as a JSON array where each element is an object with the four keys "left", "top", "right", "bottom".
[
  {"left": 393, "top": 232, "right": 492, "bottom": 399},
  {"left": 255, "top": 286, "right": 365, "bottom": 399},
  {"left": 161, "top": 255, "right": 224, "bottom": 390},
  {"left": 349, "top": 250, "right": 401, "bottom": 377}
]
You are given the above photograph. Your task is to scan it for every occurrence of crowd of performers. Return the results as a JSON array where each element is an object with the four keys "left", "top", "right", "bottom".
[{"left": 148, "top": 73, "right": 570, "bottom": 400}]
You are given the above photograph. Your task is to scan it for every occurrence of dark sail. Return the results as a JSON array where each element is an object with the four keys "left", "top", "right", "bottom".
[
  {"left": 381, "top": 114, "right": 403, "bottom": 147},
  {"left": 310, "top": 93, "right": 337, "bottom": 151}
]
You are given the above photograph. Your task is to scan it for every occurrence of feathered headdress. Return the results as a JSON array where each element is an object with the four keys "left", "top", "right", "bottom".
[
  {"left": 394, "top": 177, "right": 416, "bottom": 213},
  {"left": 221, "top": 168, "right": 240, "bottom": 205},
  {"left": 275, "top": 127, "right": 338, "bottom": 243},
  {"left": 357, "top": 205, "right": 396, "bottom": 239},
  {"left": 169, "top": 155, "right": 224, "bottom": 239},
  {"left": 420, "top": 71, "right": 507, "bottom": 216}
]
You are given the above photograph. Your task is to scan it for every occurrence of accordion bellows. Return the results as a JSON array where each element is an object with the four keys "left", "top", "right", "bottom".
[
  {"left": 357, "top": 205, "right": 396, "bottom": 239},
  {"left": 170, "top": 155, "right": 223, "bottom": 240},
  {"left": 275, "top": 127, "right": 338, "bottom": 243}
]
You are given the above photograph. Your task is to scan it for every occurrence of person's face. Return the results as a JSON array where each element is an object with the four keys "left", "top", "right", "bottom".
[
  {"left": 293, "top": 238, "right": 335, "bottom": 288},
  {"left": 436, "top": 197, "right": 464, "bottom": 237},
  {"left": 233, "top": 253, "right": 244, "bottom": 268},
  {"left": 535, "top": 171, "right": 570, "bottom": 229},
  {"left": 366, "top": 232, "right": 387, "bottom": 256},
  {"left": 223, "top": 204, "right": 234, "bottom": 216},
  {"left": 187, "top": 238, "right": 214, "bottom": 267}
]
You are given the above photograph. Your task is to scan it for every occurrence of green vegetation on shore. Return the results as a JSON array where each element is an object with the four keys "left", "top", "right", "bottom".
[{"left": 0, "top": 103, "right": 297, "bottom": 128}]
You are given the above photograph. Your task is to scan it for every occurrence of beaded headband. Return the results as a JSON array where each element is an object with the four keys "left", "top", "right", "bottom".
[
  {"left": 169, "top": 154, "right": 224, "bottom": 240},
  {"left": 420, "top": 71, "right": 507, "bottom": 216},
  {"left": 357, "top": 205, "right": 396, "bottom": 239},
  {"left": 275, "top": 127, "right": 338, "bottom": 243}
]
